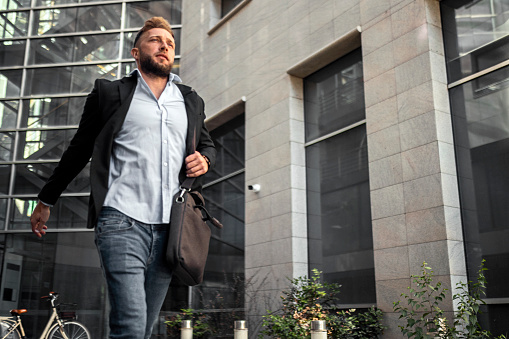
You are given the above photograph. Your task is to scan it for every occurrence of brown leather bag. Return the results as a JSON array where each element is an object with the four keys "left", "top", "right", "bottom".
[{"left": 166, "top": 177, "right": 222, "bottom": 286}]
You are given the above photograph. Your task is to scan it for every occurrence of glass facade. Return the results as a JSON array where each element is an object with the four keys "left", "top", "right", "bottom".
[
  {"left": 442, "top": 0, "right": 509, "bottom": 335},
  {"left": 305, "top": 49, "right": 376, "bottom": 306}
]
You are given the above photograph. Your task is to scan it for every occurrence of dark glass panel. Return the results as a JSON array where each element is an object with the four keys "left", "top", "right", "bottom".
[
  {"left": 0, "top": 232, "right": 107, "bottom": 338},
  {"left": 123, "top": 28, "right": 181, "bottom": 58},
  {"left": 0, "top": 199, "right": 6, "bottom": 229},
  {"left": 21, "top": 97, "right": 85, "bottom": 128},
  {"left": 204, "top": 114, "right": 245, "bottom": 183},
  {"left": 13, "top": 162, "right": 90, "bottom": 195},
  {"left": 0, "top": 131, "right": 14, "bottom": 161},
  {"left": 126, "top": 0, "right": 182, "bottom": 27},
  {"left": 32, "top": 5, "right": 121, "bottom": 36},
  {"left": 16, "top": 129, "right": 77, "bottom": 161},
  {"left": 24, "top": 63, "right": 118, "bottom": 96},
  {"left": 0, "top": 69, "right": 22, "bottom": 97},
  {"left": 450, "top": 64, "right": 509, "bottom": 336},
  {"left": 203, "top": 173, "right": 245, "bottom": 247},
  {"left": 0, "top": 0, "right": 30, "bottom": 10},
  {"left": 304, "top": 49, "right": 365, "bottom": 142},
  {"left": 441, "top": 0, "right": 509, "bottom": 82},
  {"left": 306, "top": 126, "right": 375, "bottom": 303},
  {"left": 29, "top": 33, "right": 120, "bottom": 65},
  {"left": 0, "top": 40, "right": 25, "bottom": 66},
  {"left": 0, "top": 165, "right": 10, "bottom": 194},
  {"left": 221, "top": 0, "right": 243, "bottom": 17},
  {"left": 9, "top": 196, "right": 89, "bottom": 230},
  {"left": 324, "top": 269, "right": 376, "bottom": 305},
  {"left": 0, "top": 100, "right": 18, "bottom": 129},
  {"left": 0, "top": 11, "right": 28, "bottom": 38}
]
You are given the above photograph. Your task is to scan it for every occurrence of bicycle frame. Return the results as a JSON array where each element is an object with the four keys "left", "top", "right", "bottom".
[
  {"left": 0, "top": 315, "right": 26, "bottom": 338},
  {"left": 0, "top": 296, "right": 70, "bottom": 339}
]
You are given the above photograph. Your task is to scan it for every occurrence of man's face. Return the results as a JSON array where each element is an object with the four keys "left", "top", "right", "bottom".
[{"left": 132, "top": 28, "right": 175, "bottom": 78}]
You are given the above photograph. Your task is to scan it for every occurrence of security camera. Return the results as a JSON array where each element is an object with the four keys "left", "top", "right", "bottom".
[{"left": 247, "top": 184, "right": 261, "bottom": 193}]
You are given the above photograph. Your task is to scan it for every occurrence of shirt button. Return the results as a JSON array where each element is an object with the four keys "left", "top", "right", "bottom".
[
  {"left": 164, "top": 162, "right": 168, "bottom": 167},
  {"left": 163, "top": 140, "right": 168, "bottom": 144}
]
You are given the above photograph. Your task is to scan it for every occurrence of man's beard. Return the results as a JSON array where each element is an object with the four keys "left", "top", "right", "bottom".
[{"left": 139, "top": 51, "right": 172, "bottom": 78}]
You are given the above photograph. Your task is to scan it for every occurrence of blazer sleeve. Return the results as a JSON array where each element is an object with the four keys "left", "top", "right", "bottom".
[
  {"left": 195, "top": 97, "right": 216, "bottom": 169},
  {"left": 38, "top": 80, "right": 103, "bottom": 205}
]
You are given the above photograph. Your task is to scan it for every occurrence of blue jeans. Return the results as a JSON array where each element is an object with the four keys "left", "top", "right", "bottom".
[{"left": 95, "top": 207, "right": 172, "bottom": 339}]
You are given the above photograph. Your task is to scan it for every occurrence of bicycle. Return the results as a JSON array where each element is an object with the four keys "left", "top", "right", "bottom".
[{"left": 0, "top": 292, "right": 90, "bottom": 339}]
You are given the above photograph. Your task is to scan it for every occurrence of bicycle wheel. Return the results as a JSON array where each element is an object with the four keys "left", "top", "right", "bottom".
[
  {"left": 0, "top": 321, "right": 21, "bottom": 339},
  {"left": 47, "top": 321, "right": 90, "bottom": 339}
]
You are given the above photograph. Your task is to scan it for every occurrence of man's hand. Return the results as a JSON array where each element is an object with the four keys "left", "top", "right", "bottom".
[
  {"left": 185, "top": 151, "right": 209, "bottom": 177},
  {"left": 30, "top": 201, "right": 50, "bottom": 238}
]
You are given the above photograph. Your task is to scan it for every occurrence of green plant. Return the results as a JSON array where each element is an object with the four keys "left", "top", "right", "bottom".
[
  {"left": 259, "top": 269, "right": 385, "bottom": 338},
  {"left": 393, "top": 260, "right": 506, "bottom": 339},
  {"left": 165, "top": 308, "right": 213, "bottom": 338},
  {"left": 393, "top": 262, "right": 447, "bottom": 338}
]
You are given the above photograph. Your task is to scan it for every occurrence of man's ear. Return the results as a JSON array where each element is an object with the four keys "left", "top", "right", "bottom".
[{"left": 131, "top": 47, "right": 139, "bottom": 60}]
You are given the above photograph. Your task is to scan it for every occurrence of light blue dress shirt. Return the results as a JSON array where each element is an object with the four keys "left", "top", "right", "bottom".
[{"left": 103, "top": 70, "right": 188, "bottom": 224}]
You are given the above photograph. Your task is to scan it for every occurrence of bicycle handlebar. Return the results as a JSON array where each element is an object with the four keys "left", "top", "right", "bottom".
[{"left": 40, "top": 292, "right": 59, "bottom": 302}]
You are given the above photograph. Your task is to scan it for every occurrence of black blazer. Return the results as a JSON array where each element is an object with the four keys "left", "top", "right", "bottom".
[{"left": 38, "top": 75, "right": 216, "bottom": 228}]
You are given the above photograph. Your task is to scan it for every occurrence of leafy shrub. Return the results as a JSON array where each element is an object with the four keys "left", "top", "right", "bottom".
[
  {"left": 259, "top": 269, "right": 385, "bottom": 338},
  {"left": 393, "top": 260, "right": 507, "bottom": 339}
]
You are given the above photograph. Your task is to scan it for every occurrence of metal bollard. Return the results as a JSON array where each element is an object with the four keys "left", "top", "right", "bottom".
[
  {"left": 181, "top": 319, "right": 193, "bottom": 339},
  {"left": 234, "top": 320, "right": 248, "bottom": 339},
  {"left": 310, "top": 320, "right": 327, "bottom": 339}
]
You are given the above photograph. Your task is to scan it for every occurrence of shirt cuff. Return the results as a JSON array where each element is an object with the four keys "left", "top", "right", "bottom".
[{"left": 39, "top": 200, "right": 54, "bottom": 208}]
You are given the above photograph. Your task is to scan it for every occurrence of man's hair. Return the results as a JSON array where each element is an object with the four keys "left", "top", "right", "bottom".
[{"left": 133, "top": 17, "right": 174, "bottom": 48}]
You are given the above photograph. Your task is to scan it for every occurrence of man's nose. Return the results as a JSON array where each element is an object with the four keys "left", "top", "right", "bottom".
[{"left": 160, "top": 42, "right": 169, "bottom": 50}]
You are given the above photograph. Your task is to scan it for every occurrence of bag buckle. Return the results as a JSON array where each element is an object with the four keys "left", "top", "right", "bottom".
[{"left": 175, "top": 186, "right": 190, "bottom": 203}]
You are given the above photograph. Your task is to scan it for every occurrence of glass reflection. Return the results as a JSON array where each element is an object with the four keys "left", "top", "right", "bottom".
[
  {"left": 0, "top": 40, "right": 25, "bottom": 67},
  {"left": 13, "top": 162, "right": 90, "bottom": 195},
  {"left": 36, "top": 0, "right": 117, "bottom": 5},
  {"left": 0, "top": 100, "right": 19, "bottom": 129},
  {"left": 442, "top": 0, "right": 509, "bottom": 82},
  {"left": 0, "top": 0, "right": 31, "bottom": 10},
  {"left": 203, "top": 174, "right": 245, "bottom": 247},
  {"left": 204, "top": 115, "right": 245, "bottom": 183},
  {"left": 21, "top": 97, "right": 85, "bottom": 128},
  {"left": 0, "top": 232, "right": 107, "bottom": 338},
  {"left": 126, "top": 0, "right": 182, "bottom": 27},
  {"left": 24, "top": 64, "right": 118, "bottom": 96},
  {"left": 0, "top": 131, "right": 14, "bottom": 161},
  {"left": 16, "top": 129, "right": 77, "bottom": 161},
  {"left": 0, "top": 70, "right": 22, "bottom": 97},
  {"left": 450, "top": 65, "right": 509, "bottom": 300},
  {"left": 304, "top": 49, "right": 365, "bottom": 142},
  {"left": 32, "top": 5, "right": 121, "bottom": 36},
  {"left": 0, "top": 11, "right": 28, "bottom": 38},
  {"left": 9, "top": 196, "right": 89, "bottom": 229},
  {"left": 29, "top": 34, "right": 120, "bottom": 65}
]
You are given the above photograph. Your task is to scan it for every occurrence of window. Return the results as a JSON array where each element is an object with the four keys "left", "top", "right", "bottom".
[
  {"left": 442, "top": 0, "right": 509, "bottom": 336},
  {"left": 305, "top": 49, "right": 375, "bottom": 306},
  {"left": 221, "top": 0, "right": 242, "bottom": 17}
]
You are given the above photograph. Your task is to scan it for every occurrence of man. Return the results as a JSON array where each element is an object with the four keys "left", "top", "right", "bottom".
[{"left": 30, "top": 17, "right": 216, "bottom": 339}]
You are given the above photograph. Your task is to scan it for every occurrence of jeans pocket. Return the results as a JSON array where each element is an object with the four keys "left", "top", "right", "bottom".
[{"left": 96, "top": 210, "right": 134, "bottom": 236}]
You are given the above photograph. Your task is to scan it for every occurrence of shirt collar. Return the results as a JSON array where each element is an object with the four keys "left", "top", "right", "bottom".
[{"left": 130, "top": 69, "right": 182, "bottom": 84}]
